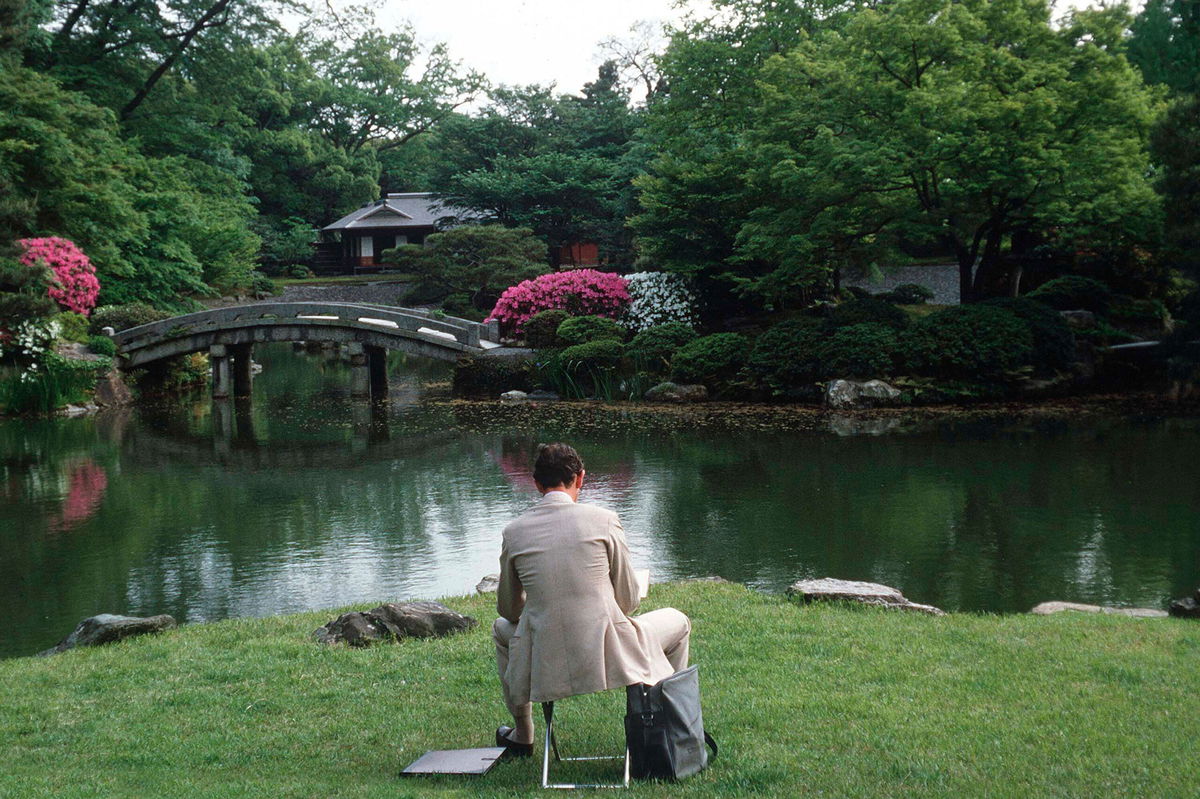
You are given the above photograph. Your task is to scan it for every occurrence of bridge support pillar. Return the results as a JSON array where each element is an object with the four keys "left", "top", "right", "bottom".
[
  {"left": 348, "top": 342, "right": 369, "bottom": 399},
  {"left": 366, "top": 345, "right": 388, "bottom": 400},
  {"left": 230, "top": 343, "right": 254, "bottom": 397},
  {"left": 210, "top": 344, "right": 231, "bottom": 398}
]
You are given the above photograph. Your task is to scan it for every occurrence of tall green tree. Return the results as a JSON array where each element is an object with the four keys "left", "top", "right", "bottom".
[
  {"left": 1131, "top": 0, "right": 1200, "bottom": 282},
  {"left": 645, "top": 0, "right": 1162, "bottom": 307},
  {"left": 433, "top": 66, "right": 643, "bottom": 266},
  {"left": 632, "top": 0, "right": 853, "bottom": 315}
]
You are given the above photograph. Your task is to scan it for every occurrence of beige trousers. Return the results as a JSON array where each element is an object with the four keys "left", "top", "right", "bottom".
[{"left": 493, "top": 607, "right": 691, "bottom": 719}]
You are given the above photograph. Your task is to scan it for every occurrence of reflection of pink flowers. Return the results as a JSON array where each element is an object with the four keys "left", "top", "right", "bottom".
[
  {"left": 488, "top": 445, "right": 636, "bottom": 502},
  {"left": 49, "top": 459, "right": 108, "bottom": 532},
  {"left": 488, "top": 270, "right": 630, "bottom": 335},
  {"left": 18, "top": 237, "right": 101, "bottom": 316}
]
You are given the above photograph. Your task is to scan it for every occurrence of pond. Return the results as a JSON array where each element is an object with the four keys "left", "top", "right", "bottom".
[{"left": 2, "top": 343, "right": 1198, "bottom": 658}]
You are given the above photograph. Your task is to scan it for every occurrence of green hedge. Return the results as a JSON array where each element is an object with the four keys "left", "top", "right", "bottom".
[
  {"left": 671, "top": 333, "right": 749, "bottom": 390},
  {"left": 904, "top": 305, "right": 1034, "bottom": 379},
  {"left": 1027, "top": 275, "right": 1112, "bottom": 314},
  {"left": 744, "top": 319, "right": 824, "bottom": 396},
  {"left": 627, "top": 322, "right": 695, "bottom": 373},
  {"left": 982, "top": 297, "right": 1076, "bottom": 374},
  {"left": 523, "top": 310, "right": 570, "bottom": 349},
  {"left": 816, "top": 323, "right": 901, "bottom": 379},
  {"left": 556, "top": 315, "right": 626, "bottom": 346},
  {"left": 827, "top": 297, "right": 910, "bottom": 331}
]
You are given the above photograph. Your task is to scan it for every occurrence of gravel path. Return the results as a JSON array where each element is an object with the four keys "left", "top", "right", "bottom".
[{"left": 843, "top": 264, "right": 961, "bottom": 304}]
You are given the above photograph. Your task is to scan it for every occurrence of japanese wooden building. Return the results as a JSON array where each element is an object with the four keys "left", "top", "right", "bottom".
[{"left": 314, "top": 193, "right": 474, "bottom": 274}]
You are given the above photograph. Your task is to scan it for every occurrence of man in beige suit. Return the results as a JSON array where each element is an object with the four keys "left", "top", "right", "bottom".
[{"left": 493, "top": 443, "right": 691, "bottom": 752}]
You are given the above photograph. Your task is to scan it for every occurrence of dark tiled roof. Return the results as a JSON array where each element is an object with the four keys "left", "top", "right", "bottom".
[{"left": 322, "top": 193, "right": 475, "bottom": 231}]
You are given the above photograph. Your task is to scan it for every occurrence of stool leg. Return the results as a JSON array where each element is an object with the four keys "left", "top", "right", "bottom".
[{"left": 542, "top": 702, "right": 553, "bottom": 788}]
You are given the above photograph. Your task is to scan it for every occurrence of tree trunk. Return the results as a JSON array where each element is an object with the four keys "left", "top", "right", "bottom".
[
  {"left": 119, "top": 0, "right": 232, "bottom": 120},
  {"left": 955, "top": 244, "right": 975, "bottom": 304}
]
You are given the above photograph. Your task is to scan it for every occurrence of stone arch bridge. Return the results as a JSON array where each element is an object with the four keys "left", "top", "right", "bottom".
[{"left": 113, "top": 302, "right": 503, "bottom": 399}]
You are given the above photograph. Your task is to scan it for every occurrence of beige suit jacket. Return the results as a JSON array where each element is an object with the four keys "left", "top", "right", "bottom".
[{"left": 497, "top": 492, "right": 675, "bottom": 706}]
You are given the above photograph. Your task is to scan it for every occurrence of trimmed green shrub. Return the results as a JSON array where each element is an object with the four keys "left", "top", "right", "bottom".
[
  {"left": 671, "top": 333, "right": 750, "bottom": 388},
  {"left": 559, "top": 338, "right": 624, "bottom": 368},
  {"left": 86, "top": 335, "right": 117, "bottom": 357},
  {"left": 523, "top": 309, "right": 570, "bottom": 349},
  {"left": 1108, "top": 295, "right": 1169, "bottom": 328},
  {"left": 556, "top": 315, "right": 627, "bottom": 346},
  {"left": 744, "top": 319, "right": 824, "bottom": 395},
  {"left": 53, "top": 312, "right": 90, "bottom": 343},
  {"left": 89, "top": 303, "right": 170, "bottom": 334},
  {"left": 1027, "top": 275, "right": 1112, "bottom": 314},
  {"left": 883, "top": 283, "right": 935, "bottom": 305},
  {"left": 982, "top": 297, "right": 1076, "bottom": 374},
  {"left": 827, "top": 297, "right": 909, "bottom": 331},
  {"left": 816, "top": 323, "right": 901, "bottom": 379},
  {"left": 903, "top": 305, "right": 1034, "bottom": 379},
  {"left": 249, "top": 271, "right": 276, "bottom": 297},
  {"left": 627, "top": 322, "right": 695, "bottom": 373}
]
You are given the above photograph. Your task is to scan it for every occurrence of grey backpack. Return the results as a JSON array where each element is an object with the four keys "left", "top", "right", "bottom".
[{"left": 624, "top": 665, "right": 718, "bottom": 780}]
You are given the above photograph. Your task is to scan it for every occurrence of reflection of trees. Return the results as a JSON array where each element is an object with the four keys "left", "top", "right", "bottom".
[{"left": 632, "top": 420, "right": 1200, "bottom": 613}]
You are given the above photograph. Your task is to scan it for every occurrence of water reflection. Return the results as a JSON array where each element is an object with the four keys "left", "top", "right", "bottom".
[{"left": 1, "top": 343, "right": 1198, "bottom": 658}]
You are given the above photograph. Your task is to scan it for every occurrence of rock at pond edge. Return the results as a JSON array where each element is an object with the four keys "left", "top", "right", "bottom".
[
  {"left": 1029, "top": 601, "right": 1168, "bottom": 618},
  {"left": 1168, "top": 597, "right": 1200, "bottom": 619},
  {"left": 825, "top": 379, "right": 902, "bottom": 410},
  {"left": 314, "top": 601, "right": 477, "bottom": 647},
  {"left": 644, "top": 382, "right": 707, "bottom": 403},
  {"left": 786, "top": 577, "right": 945, "bottom": 616},
  {"left": 39, "top": 613, "right": 177, "bottom": 656},
  {"left": 476, "top": 574, "right": 500, "bottom": 594}
]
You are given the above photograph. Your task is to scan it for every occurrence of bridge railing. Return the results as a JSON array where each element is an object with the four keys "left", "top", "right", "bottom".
[{"left": 113, "top": 302, "right": 497, "bottom": 353}]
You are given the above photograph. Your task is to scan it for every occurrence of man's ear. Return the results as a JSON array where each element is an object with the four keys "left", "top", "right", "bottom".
[{"left": 575, "top": 470, "right": 585, "bottom": 489}]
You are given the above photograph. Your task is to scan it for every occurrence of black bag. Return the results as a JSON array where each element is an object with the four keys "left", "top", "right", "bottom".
[{"left": 624, "top": 665, "right": 717, "bottom": 781}]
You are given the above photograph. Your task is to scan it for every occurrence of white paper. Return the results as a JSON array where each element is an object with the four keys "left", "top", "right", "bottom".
[{"left": 635, "top": 569, "right": 650, "bottom": 600}]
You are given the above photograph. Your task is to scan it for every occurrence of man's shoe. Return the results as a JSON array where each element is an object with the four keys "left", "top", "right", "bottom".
[{"left": 496, "top": 725, "right": 533, "bottom": 758}]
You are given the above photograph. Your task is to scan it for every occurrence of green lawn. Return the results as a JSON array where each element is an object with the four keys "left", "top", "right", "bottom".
[{"left": 1, "top": 582, "right": 1196, "bottom": 798}]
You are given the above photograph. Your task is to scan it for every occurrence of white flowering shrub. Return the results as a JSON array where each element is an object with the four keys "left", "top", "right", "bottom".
[
  {"left": 0, "top": 318, "right": 61, "bottom": 381},
  {"left": 622, "top": 272, "right": 699, "bottom": 332}
]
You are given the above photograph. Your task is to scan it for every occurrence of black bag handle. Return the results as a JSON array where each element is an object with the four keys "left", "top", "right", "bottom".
[{"left": 704, "top": 730, "right": 718, "bottom": 760}]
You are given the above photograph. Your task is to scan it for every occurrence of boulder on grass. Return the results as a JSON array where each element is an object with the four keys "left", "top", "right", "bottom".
[
  {"left": 39, "top": 613, "right": 177, "bottom": 656},
  {"left": 476, "top": 574, "right": 500, "bottom": 594},
  {"left": 786, "top": 578, "right": 944, "bottom": 615},
  {"left": 314, "top": 601, "right": 477, "bottom": 647}
]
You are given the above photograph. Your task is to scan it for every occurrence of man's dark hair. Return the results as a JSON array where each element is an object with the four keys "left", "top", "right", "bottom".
[{"left": 533, "top": 442, "right": 584, "bottom": 489}]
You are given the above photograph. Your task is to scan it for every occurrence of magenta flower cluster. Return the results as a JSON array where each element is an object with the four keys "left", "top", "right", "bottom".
[
  {"left": 18, "top": 237, "right": 100, "bottom": 316},
  {"left": 488, "top": 269, "right": 632, "bottom": 335}
]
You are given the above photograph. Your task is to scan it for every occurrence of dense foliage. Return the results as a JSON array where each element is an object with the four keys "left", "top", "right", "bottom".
[
  {"left": 816, "top": 323, "right": 901, "bottom": 380},
  {"left": 383, "top": 225, "right": 546, "bottom": 311},
  {"left": 981, "top": 297, "right": 1076, "bottom": 375},
  {"left": 635, "top": 0, "right": 1162, "bottom": 307}
]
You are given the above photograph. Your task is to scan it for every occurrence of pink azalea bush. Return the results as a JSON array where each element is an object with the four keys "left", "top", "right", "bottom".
[
  {"left": 18, "top": 237, "right": 100, "bottom": 316},
  {"left": 488, "top": 269, "right": 631, "bottom": 336}
]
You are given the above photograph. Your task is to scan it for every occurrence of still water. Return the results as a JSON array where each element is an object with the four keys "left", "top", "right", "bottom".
[{"left": 2, "top": 344, "right": 1198, "bottom": 658}]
